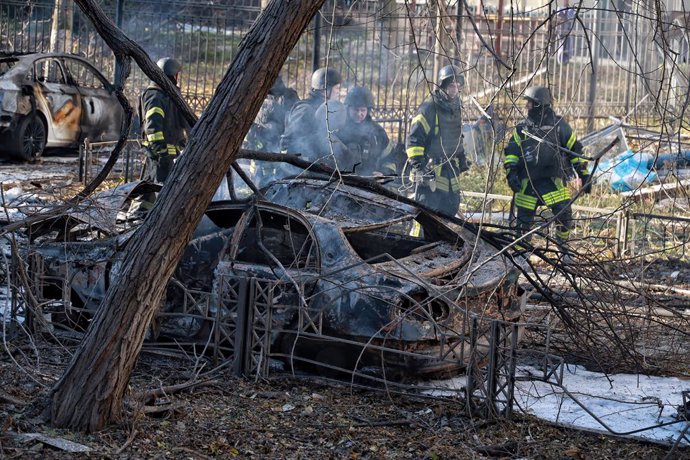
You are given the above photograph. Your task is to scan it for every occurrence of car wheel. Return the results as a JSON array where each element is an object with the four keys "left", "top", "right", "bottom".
[{"left": 11, "top": 114, "right": 47, "bottom": 161}]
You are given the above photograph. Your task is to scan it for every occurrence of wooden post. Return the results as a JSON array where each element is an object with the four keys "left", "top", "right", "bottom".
[{"left": 496, "top": 0, "right": 504, "bottom": 57}]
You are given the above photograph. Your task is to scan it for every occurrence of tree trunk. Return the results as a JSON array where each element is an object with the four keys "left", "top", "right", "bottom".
[
  {"left": 49, "top": 0, "right": 74, "bottom": 53},
  {"left": 49, "top": 0, "right": 61, "bottom": 52},
  {"left": 49, "top": 0, "right": 326, "bottom": 432}
]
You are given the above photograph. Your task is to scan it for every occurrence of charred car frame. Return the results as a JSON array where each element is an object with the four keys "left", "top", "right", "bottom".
[{"left": 27, "top": 172, "right": 523, "bottom": 379}]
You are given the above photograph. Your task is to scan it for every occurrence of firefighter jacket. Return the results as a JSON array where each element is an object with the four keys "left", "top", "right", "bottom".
[
  {"left": 280, "top": 91, "right": 326, "bottom": 159},
  {"left": 246, "top": 87, "right": 299, "bottom": 152},
  {"left": 337, "top": 116, "right": 396, "bottom": 176},
  {"left": 406, "top": 90, "right": 468, "bottom": 192},
  {"left": 139, "top": 85, "right": 189, "bottom": 158},
  {"left": 503, "top": 108, "right": 589, "bottom": 182}
]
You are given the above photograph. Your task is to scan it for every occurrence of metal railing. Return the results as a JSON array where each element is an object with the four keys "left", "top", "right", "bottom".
[
  {"left": 462, "top": 190, "right": 690, "bottom": 259},
  {"left": 0, "top": 0, "right": 671, "bottom": 133},
  {"left": 78, "top": 139, "right": 146, "bottom": 185}
]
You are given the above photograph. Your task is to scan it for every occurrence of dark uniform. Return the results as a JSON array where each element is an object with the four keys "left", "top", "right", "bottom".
[
  {"left": 280, "top": 93, "right": 325, "bottom": 160},
  {"left": 336, "top": 86, "right": 397, "bottom": 178},
  {"left": 244, "top": 76, "right": 299, "bottom": 186},
  {"left": 281, "top": 67, "right": 341, "bottom": 162},
  {"left": 337, "top": 119, "right": 395, "bottom": 177},
  {"left": 503, "top": 86, "right": 590, "bottom": 245},
  {"left": 139, "top": 58, "right": 189, "bottom": 184},
  {"left": 246, "top": 76, "right": 299, "bottom": 153},
  {"left": 406, "top": 65, "right": 468, "bottom": 216}
]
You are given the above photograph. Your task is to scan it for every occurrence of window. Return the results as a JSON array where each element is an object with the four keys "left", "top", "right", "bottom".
[
  {"left": 63, "top": 59, "right": 106, "bottom": 90},
  {"left": 34, "top": 59, "right": 65, "bottom": 84},
  {"left": 235, "top": 210, "right": 317, "bottom": 270}
]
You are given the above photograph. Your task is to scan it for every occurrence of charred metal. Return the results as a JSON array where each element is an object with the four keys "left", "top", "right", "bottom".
[{"left": 27, "top": 173, "right": 524, "bottom": 379}]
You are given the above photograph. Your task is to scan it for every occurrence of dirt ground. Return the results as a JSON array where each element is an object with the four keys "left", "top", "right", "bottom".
[{"left": 0, "top": 342, "right": 683, "bottom": 459}]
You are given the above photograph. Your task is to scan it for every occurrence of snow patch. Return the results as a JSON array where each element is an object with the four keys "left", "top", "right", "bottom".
[{"left": 432, "top": 364, "right": 690, "bottom": 446}]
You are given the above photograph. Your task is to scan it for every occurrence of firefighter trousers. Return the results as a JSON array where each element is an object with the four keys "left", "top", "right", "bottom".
[
  {"left": 414, "top": 165, "right": 462, "bottom": 217},
  {"left": 146, "top": 153, "right": 175, "bottom": 184},
  {"left": 415, "top": 185, "right": 460, "bottom": 217},
  {"left": 514, "top": 177, "right": 572, "bottom": 242}
]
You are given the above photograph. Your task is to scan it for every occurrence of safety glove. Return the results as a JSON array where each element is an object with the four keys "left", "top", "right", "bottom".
[
  {"left": 410, "top": 158, "right": 425, "bottom": 172},
  {"left": 506, "top": 168, "right": 521, "bottom": 193},
  {"left": 579, "top": 175, "right": 593, "bottom": 194}
]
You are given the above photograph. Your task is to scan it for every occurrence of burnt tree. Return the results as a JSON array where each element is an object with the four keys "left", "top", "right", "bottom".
[{"left": 49, "top": 0, "right": 326, "bottom": 431}]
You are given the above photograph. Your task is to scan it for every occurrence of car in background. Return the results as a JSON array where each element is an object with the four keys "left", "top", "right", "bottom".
[{"left": 0, "top": 52, "right": 124, "bottom": 161}]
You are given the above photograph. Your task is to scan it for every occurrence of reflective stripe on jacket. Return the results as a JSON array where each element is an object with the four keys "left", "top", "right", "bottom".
[
  {"left": 503, "top": 111, "right": 587, "bottom": 180},
  {"left": 139, "top": 86, "right": 189, "bottom": 157}
]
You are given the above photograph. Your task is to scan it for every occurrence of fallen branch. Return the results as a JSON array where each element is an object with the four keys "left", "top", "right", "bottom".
[
  {"left": 0, "top": 391, "right": 28, "bottom": 406},
  {"left": 142, "top": 401, "right": 185, "bottom": 414},
  {"left": 114, "top": 429, "right": 138, "bottom": 455},
  {"left": 15, "top": 432, "right": 91, "bottom": 453},
  {"left": 138, "top": 379, "right": 219, "bottom": 403}
]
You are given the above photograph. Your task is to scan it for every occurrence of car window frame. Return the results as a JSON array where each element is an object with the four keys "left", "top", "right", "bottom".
[
  {"left": 61, "top": 56, "right": 112, "bottom": 92},
  {"left": 229, "top": 204, "right": 321, "bottom": 272},
  {"left": 32, "top": 57, "right": 68, "bottom": 85}
]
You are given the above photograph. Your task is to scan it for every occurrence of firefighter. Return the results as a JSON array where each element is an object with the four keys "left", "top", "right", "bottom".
[
  {"left": 123, "top": 57, "right": 191, "bottom": 221},
  {"left": 245, "top": 74, "right": 299, "bottom": 153},
  {"left": 244, "top": 75, "right": 299, "bottom": 186},
  {"left": 281, "top": 67, "right": 341, "bottom": 161},
  {"left": 139, "top": 57, "right": 190, "bottom": 184},
  {"left": 336, "top": 86, "right": 398, "bottom": 180},
  {"left": 503, "top": 86, "right": 591, "bottom": 255},
  {"left": 406, "top": 65, "right": 469, "bottom": 217}
]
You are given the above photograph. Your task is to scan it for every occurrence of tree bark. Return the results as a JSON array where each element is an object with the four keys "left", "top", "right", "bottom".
[{"left": 49, "top": 0, "right": 326, "bottom": 432}]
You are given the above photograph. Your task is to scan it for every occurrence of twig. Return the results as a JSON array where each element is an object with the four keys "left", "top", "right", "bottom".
[
  {"left": 171, "top": 447, "right": 214, "bottom": 460},
  {"left": 114, "top": 429, "right": 138, "bottom": 455},
  {"left": 474, "top": 441, "right": 521, "bottom": 457},
  {"left": 138, "top": 379, "right": 219, "bottom": 402},
  {"left": 351, "top": 416, "right": 415, "bottom": 427}
]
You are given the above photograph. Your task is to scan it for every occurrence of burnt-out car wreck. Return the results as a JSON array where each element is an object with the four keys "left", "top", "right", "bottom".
[
  {"left": 26, "top": 170, "right": 524, "bottom": 379},
  {"left": 0, "top": 52, "right": 124, "bottom": 161}
]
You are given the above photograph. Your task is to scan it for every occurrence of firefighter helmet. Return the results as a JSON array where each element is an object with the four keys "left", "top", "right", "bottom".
[
  {"left": 438, "top": 65, "right": 464, "bottom": 88},
  {"left": 344, "top": 86, "right": 374, "bottom": 108},
  {"left": 157, "top": 57, "right": 182, "bottom": 79},
  {"left": 523, "top": 86, "right": 552, "bottom": 106},
  {"left": 311, "top": 67, "right": 342, "bottom": 91}
]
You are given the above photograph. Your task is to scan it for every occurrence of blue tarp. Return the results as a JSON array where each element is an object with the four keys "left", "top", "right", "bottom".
[
  {"left": 597, "top": 150, "right": 690, "bottom": 192},
  {"left": 597, "top": 150, "right": 657, "bottom": 192}
]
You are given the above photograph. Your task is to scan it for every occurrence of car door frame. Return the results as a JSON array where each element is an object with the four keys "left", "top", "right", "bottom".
[
  {"left": 226, "top": 202, "right": 321, "bottom": 280},
  {"left": 32, "top": 56, "right": 82, "bottom": 146},
  {"left": 61, "top": 56, "right": 121, "bottom": 143}
]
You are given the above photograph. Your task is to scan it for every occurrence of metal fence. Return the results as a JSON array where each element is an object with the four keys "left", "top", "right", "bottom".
[
  {"left": 461, "top": 190, "right": 690, "bottom": 259},
  {"left": 1, "top": 0, "right": 676, "bottom": 132}
]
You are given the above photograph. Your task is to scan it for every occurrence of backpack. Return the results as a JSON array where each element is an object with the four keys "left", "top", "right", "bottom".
[{"left": 520, "top": 118, "right": 565, "bottom": 179}]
